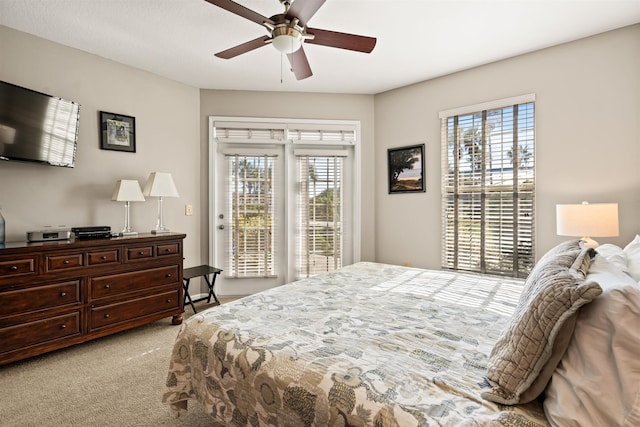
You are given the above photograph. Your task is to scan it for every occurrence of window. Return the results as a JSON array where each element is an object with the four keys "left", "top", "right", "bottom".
[{"left": 440, "top": 95, "right": 535, "bottom": 278}]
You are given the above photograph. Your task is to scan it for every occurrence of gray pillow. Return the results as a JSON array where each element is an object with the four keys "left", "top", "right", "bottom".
[{"left": 481, "top": 240, "right": 602, "bottom": 405}]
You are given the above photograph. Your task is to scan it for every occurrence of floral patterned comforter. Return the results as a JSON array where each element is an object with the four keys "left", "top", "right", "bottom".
[{"left": 162, "top": 262, "right": 549, "bottom": 426}]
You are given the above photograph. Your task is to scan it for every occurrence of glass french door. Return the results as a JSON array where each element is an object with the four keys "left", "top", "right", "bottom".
[
  {"left": 213, "top": 146, "right": 286, "bottom": 296},
  {"left": 209, "top": 117, "right": 360, "bottom": 297}
]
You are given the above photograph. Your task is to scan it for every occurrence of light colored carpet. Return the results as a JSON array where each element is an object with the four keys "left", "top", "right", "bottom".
[{"left": 0, "top": 299, "right": 236, "bottom": 426}]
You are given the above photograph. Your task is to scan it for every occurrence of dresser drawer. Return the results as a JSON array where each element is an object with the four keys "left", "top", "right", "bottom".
[
  {"left": 156, "top": 242, "right": 180, "bottom": 257},
  {"left": 0, "top": 280, "right": 81, "bottom": 316},
  {"left": 125, "top": 245, "right": 153, "bottom": 261},
  {"left": 46, "top": 252, "right": 84, "bottom": 272},
  {"left": 0, "top": 256, "right": 37, "bottom": 278},
  {"left": 90, "top": 289, "right": 180, "bottom": 330},
  {"left": 0, "top": 311, "right": 81, "bottom": 353},
  {"left": 90, "top": 265, "right": 180, "bottom": 299},
  {"left": 87, "top": 249, "right": 120, "bottom": 266}
]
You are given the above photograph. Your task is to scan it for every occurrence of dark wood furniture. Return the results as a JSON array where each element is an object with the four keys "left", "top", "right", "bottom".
[
  {"left": 0, "top": 232, "right": 185, "bottom": 366},
  {"left": 183, "top": 265, "right": 222, "bottom": 313}
]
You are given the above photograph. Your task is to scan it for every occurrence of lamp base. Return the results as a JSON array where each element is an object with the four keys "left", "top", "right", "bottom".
[
  {"left": 151, "top": 229, "right": 171, "bottom": 235},
  {"left": 580, "top": 237, "right": 599, "bottom": 248},
  {"left": 119, "top": 230, "right": 138, "bottom": 236}
]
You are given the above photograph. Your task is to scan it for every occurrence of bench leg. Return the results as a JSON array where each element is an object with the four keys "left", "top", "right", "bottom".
[
  {"left": 183, "top": 278, "right": 197, "bottom": 313},
  {"left": 204, "top": 273, "right": 221, "bottom": 305}
]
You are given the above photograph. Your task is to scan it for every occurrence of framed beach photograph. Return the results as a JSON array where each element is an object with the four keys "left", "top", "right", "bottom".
[
  {"left": 99, "top": 111, "right": 136, "bottom": 152},
  {"left": 388, "top": 143, "right": 425, "bottom": 193}
]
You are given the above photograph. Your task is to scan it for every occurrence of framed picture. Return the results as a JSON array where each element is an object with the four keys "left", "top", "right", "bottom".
[
  {"left": 388, "top": 143, "right": 425, "bottom": 193},
  {"left": 99, "top": 111, "right": 136, "bottom": 152}
]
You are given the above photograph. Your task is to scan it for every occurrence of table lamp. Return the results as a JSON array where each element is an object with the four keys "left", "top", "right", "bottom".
[
  {"left": 143, "top": 172, "right": 179, "bottom": 234},
  {"left": 556, "top": 201, "right": 619, "bottom": 248},
  {"left": 112, "top": 179, "right": 145, "bottom": 236}
]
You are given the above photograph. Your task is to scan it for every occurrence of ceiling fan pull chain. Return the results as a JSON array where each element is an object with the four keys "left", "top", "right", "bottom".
[{"left": 281, "top": 53, "right": 284, "bottom": 84}]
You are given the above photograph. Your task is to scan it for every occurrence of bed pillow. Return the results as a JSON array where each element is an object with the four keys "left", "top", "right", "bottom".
[
  {"left": 543, "top": 261, "right": 640, "bottom": 426},
  {"left": 481, "top": 240, "right": 602, "bottom": 405},
  {"left": 595, "top": 243, "right": 628, "bottom": 274},
  {"left": 623, "top": 234, "right": 640, "bottom": 281}
]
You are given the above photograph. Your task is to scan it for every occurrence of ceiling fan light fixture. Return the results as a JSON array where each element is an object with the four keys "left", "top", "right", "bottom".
[{"left": 271, "top": 26, "right": 303, "bottom": 53}]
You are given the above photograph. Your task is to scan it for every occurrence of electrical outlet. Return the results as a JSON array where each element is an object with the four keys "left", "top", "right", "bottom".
[{"left": 185, "top": 204, "right": 193, "bottom": 216}]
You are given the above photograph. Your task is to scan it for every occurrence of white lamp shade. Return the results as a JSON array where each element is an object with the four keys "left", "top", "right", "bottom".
[
  {"left": 556, "top": 202, "right": 619, "bottom": 237},
  {"left": 143, "top": 172, "right": 179, "bottom": 198},
  {"left": 112, "top": 179, "right": 145, "bottom": 202}
]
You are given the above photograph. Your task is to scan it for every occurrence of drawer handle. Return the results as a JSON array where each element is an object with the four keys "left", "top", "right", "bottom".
[
  {"left": 165, "top": 248, "right": 171, "bottom": 252},
  {"left": 166, "top": 299, "right": 172, "bottom": 303},
  {"left": 104, "top": 284, "right": 111, "bottom": 289},
  {"left": 101, "top": 256, "right": 107, "bottom": 260},
  {"left": 138, "top": 251, "right": 145, "bottom": 255},
  {"left": 104, "top": 314, "right": 110, "bottom": 319},
  {"left": 10, "top": 265, "right": 18, "bottom": 271},
  {"left": 166, "top": 273, "right": 172, "bottom": 278},
  {"left": 60, "top": 292, "right": 67, "bottom": 297},
  {"left": 60, "top": 324, "right": 66, "bottom": 329},
  {"left": 63, "top": 260, "right": 70, "bottom": 264}
]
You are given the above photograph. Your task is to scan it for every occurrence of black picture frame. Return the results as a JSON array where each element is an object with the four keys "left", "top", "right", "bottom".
[
  {"left": 99, "top": 111, "right": 136, "bottom": 152},
  {"left": 388, "top": 143, "right": 425, "bottom": 194}
]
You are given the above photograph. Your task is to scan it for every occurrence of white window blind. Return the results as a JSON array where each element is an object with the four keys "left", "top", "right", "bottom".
[
  {"left": 296, "top": 155, "right": 343, "bottom": 278},
  {"left": 214, "top": 122, "right": 286, "bottom": 143},
  {"left": 226, "top": 154, "right": 277, "bottom": 278},
  {"left": 288, "top": 127, "right": 356, "bottom": 143},
  {"left": 441, "top": 100, "right": 535, "bottom": 277}
]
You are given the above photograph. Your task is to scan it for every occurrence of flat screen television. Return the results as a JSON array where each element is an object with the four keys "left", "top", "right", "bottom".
[{"left": 0, "top": 80, "right": 80, "bottom": 168}]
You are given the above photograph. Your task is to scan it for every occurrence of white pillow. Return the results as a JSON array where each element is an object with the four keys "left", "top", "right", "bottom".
[
  {"left": 594, "top": 243, "right": 628, "bottom": 274},
  {"left": 623, "top": 234, "right": 640, "bottom": 281},
  {"left": 543, "top": 261, "right": 640, "bottom": 426}
]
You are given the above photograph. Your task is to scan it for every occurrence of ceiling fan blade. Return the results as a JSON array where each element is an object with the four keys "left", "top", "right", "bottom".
[
  {"left": 204, "top": 0, "right": 274, "bottom": 26},
  {"left": 215, "top": 36, "right": 271, "bottom": 59},
  {"left": 285, "top": 0, "right": 326, "bottom": 26},
  {"left": 306, "top": 27, "right": 376, "bottom": 53},
  {"left": 287, "top": 47, "right": 313, "bottom": 80}
]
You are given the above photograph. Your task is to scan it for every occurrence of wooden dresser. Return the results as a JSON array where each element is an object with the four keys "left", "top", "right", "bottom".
[{"left": 0, "top": 232, "right": 185, "bottom": 365}]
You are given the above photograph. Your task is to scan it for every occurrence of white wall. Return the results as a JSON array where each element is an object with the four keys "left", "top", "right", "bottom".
[
  {"left": 0, "top": 26, "right": 202, "bottom": 266},
  {"left": 198, "top": 90, "right": 376, "bottom": 263},
  {"left": 374, "top": 24, "right": 640, "bottom": 269}
]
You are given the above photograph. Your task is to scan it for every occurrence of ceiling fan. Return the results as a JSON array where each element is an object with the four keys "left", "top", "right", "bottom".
[{"left": 205, "top": 0, "right": 376, "bottom": 80}]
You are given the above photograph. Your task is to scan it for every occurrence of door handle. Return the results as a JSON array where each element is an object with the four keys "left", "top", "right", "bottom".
[{"left": 218, "top": 225, "right": 225, "bottom": 230}]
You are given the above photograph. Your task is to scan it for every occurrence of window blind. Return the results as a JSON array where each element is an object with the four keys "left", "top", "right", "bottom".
[
  {"left": 288, "top": 127, "right": 356, "bottom": 144},
  {"left": 296, "top": 155, "right": 343, "bottom": 278},
  {"left": 441, "top": 101, "right": 535, "bottom": 277},
  {"left": 225, "top": 154, "right": 277, "bottom": 278},
  {"left": 214, "top": 122, "right": 286, "bottom": 143}
]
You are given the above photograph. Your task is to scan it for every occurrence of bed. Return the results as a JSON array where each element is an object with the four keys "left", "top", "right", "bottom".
[{"left": 162, "top": 239, "right": 640, "bottom": 426}]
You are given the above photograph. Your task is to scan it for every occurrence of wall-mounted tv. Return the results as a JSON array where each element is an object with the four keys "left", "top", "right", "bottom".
[{"left": 0, "top": 80, "right": 80, "bottom": 168}]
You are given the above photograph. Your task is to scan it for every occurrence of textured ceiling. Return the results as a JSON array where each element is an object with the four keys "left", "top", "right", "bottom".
[{"left": 1, "top": 0, "right": 639, "bottom": 94}]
